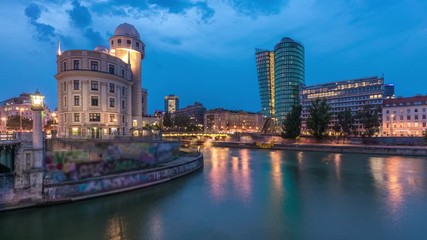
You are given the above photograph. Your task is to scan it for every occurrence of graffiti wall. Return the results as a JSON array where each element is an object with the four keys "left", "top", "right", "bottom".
[
  {"left": 44, "top": 141, "right": 180, "bottom": 182},
  {"left": 44, "top": 155, "right": 203, "bottom": 202}
]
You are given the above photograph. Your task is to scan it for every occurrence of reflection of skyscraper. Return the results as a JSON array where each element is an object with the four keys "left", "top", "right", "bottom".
[
  {"left": 164, "top": 95, "right": 179, "bottom": 113},
  {"left": 256, "top": 37, "right": 305, "bottom": 122}
]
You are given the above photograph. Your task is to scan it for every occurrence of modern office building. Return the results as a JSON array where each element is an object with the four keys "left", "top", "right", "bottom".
[
  {"left": 384, "top": 84, "right": 395, "bottom": 99},
  {"left": 55, "top": 23, "right": 147, "bottom": 138},
  {"left": 164, "top": 95, "right": 179, "bottom": 113},
  {"left": 172, "top": 102, "right": 206, "bottom": 126},
  {"left": 300, "top": 76, "right": 386, "bottom": 136},
  {"left": 255, "top": 37, "right": 305, "bottom": 122},
  {"left": 382, "top": 95, "right": 427, "bottom": 136},
  {"left": 204, "top": 108, "right": 263, "bottom": 134}
]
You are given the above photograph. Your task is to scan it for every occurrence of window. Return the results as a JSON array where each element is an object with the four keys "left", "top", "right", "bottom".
[
  {"left": 109, "top": 64, "right": 115, "bottom": 74},
  {"left": 121, "top": 100, "right": 125, "bottom": 110},
  {"left": 74, "top": 113, "right": 80, "bottom": 122},
  {"left": 111, "top": 40, "right": 114, "bottom": 45},
  {"left": 385, "top": 110, "right": 389, "bottom": 114},
  {"left": 118, "top": 39, "right": 121, "bottom": 44},
  {"left": 74, "top": 80, "right": 79, "bottom": 90},
  {"left": 74, "top": 96, "right": 80, "bottom": 106},
  {"left": 415, "top": 115, "right": 419, "bottom": 120},
  {"left": 109, "top": 114, "right": 116, "bottom": 122},
  {"left": 63, "top": 61, "right": 67, "bottom": 71},
  {"left": 407, "top": 109, "right": 411, "bottom": 113},
  {"left": 64, "top": 113, "right": 67, "bottom": 123},
  {"left": 73, "top": 60, "right": 80, "bottom": 69},
  {"left": 91, "top": 81, "right": 99, "bottom": 91},
  {"left": 63, "top": 96, "right": 67, "bottom": 107},
  {"left": 127, "top": 39, "right": 131, "bottom": 45},
  {"left": 423, "top": 122, "right": 426, "bottom": 127},
  {"left": 400, "top": 116, "right": 403, "bottom": 121},
  {"left": 89, "top": 113, "right": 100, "bottom": 122},
  {"left": 63, "top": 82, "right": 67, "bottom": 91},
  {"left": 122, "top": 87, "right": 125, "bottom": 95},
  {"left": 122, "top": 115, "right": 125, "bottom": 123},
  {"left": 109, "top": 83, "right": 115, "bottom": 93},
  {"left": 136, "top": 42, "right": 139, "bottom": 48},
  {"left": 109, "top": 98, "right": 115, "bottom": 108},
  {"left": 90, "top": 61, "right": 98, "bottom": 71},
  {"left": 423, "top": 115, "right": 426, "bottom": 120},
  {"left": 407, "top": 115, "right": 411, "bottom": 120},
  {"left": 415, "top": 109, "right": 418, "bottom": 113},
  {"left": 121, "top": 69, "right": 125, "bottom": 78},
  {"left": 91, "top": 96, "right": 99, "bottom": 106}
]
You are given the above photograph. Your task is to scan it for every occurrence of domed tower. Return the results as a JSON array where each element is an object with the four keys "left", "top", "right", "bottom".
[{"left": 110, "top": 23, "right": 145, "bottom": 129}]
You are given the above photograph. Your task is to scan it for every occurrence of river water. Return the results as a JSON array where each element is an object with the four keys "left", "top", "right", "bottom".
[{"left": 1, "top": 147, "right": 427, "bottom": 239}]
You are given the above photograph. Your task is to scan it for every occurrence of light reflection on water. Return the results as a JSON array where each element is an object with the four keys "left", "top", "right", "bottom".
[{"left": 1, "top": 147, "right": 427, "bottom": 240}]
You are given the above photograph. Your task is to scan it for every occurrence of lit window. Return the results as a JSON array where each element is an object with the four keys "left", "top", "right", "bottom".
[
  {"left": 109, "top": 114, "right": 116, "bottom": 122},
  {"left": 74, "top": 113, "right": 80, "bottom": 122},
  {"left": 89, "top": 113, "right": 100, "bottom": 122}
]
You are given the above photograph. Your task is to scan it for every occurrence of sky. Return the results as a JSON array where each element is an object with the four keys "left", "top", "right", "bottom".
[{"left": 0, "top": 0, "right": 426, "bottom": 113}]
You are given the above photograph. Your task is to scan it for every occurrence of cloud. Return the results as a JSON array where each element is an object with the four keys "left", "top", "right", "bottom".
[
  {"left": 227, "top": 0, "right": 287, "bottom": 16},
  {"left": 84, "top": 28, "right": 105, "bottom": 47},
  {"left": 24, "top": 3, "right": 57, "bottom": 43},
  {"left": 67, "top": 0, "right": 92, "bottom": 29}
]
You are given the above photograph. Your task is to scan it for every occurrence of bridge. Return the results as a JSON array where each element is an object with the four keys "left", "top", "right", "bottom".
[
  {"left": 0, "top": 132, "right": 18, "bottom": 173},
  {"left": 162, "top": 132, "right": 229, "bottom": 138}
]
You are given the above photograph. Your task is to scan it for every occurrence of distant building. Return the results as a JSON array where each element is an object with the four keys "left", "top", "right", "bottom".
[
  {"left": 0, "top": 93, "right": 52, "bottom": 131},
  {"left": 164, "top": 95, "right": 179, "bottom": 113},
  {"left": 300, "top": 76, "right": 386, "bottom": 136},
  {"left": 382, "top": 95, "right": 427, "bottom": 137},
  {"left": 172, "top": 102, "right": 206, "bottom": 126},
  {"left": 255, "top": 37, "right": 305, "bottom": 122},
  {"left": 384, "top": 84, "right": 395, "bottom": 99},
  {"left": 204, "top": 108, "right": 263, "bottom": 133},
  {"left": 55, "top": 23, "right": 147, "bottom": 138}
]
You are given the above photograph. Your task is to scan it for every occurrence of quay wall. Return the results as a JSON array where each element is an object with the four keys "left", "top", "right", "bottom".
[
  {"left": 44, "top": 154, "right": 203, "bottom": 203},
  {"left": 213, "top": 142, "right": 427, "bottom": 157}
]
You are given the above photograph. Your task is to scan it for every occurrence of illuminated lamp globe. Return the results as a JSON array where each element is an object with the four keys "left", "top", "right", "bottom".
[{"left": 30, "top": 90, "right": 44, "bottom": 111}]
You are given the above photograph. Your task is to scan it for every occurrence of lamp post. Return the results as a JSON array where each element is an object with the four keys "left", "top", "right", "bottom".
[{"left": 30, "top": 90, "right": 45, "bottom": 200}]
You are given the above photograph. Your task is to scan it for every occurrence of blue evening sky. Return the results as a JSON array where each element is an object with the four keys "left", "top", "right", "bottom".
[{"left": 0, "top": 0, "right": 426, "bottom": 113}]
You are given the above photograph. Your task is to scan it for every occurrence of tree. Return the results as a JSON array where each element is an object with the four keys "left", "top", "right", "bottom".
[
  {"left": 306, "top": 98, "right": 332, "bottom": 140},
  {"left": 356, "top": 104, "right": 381, "bottom": 137},
  {"left": 336, "top": 108, "right": 354, "bottom": 137},
  {"left": 6, "top": 115, "right": 33, "bottom": 131},
  {"left": 173, "top": 114, "right": 190, "bottom": 131},
  {"left": 163, "top": 112, "right": 173, "bottom": 129},
  {"left": 281, "top": 105, "right": 302, "bottom": 139}
]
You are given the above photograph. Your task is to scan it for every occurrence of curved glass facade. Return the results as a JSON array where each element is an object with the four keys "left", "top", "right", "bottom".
[
  {"left": 273, "top": 38, "right": 304, "bottom": 122},
  {"left": 255, "top": 49, "right": 275, "bottom": 117}
]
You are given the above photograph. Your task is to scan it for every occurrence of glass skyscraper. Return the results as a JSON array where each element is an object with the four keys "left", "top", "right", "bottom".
[{"left": 255, "top": 37, "right": 304, "bottom": 122}]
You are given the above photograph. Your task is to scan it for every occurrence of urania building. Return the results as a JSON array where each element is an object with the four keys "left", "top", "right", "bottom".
[{"left": 55, "top": 23, "right": 148, "bottom": 138}]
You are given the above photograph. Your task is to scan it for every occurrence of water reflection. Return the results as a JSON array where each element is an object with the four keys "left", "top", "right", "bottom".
[
  {"left": 105, "top": 215, "right": 127, "bottom": 240},
  {"left": 208, "top": 147, "right": 228, "bottom": 202},
  {"left": 270, "top": 151, "right": 283, "bottom": 199},
  {"left": 334, "top": 154, "right": 342, "bottom": 182}
]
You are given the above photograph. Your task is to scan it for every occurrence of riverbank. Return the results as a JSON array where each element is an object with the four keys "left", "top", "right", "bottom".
[
  {"left": 0, "top": 153, "right": 203, "bottom": 212},
  {"left": 212, "top": 141, "right": 427, "bottom": 156}
]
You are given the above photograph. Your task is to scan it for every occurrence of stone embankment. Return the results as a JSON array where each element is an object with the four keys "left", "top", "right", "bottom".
[{"left": 213, "top": 141, "right": 427, "bottom": 157}]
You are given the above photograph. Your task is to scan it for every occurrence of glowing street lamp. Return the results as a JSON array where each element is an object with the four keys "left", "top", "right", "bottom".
[{"left": 30, "top": 90, "right": 45, "bottom": 111}]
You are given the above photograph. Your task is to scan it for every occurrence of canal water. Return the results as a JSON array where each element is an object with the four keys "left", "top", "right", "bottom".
[{"left": 1, "top": 147, "right": 427, "bottom": 239}]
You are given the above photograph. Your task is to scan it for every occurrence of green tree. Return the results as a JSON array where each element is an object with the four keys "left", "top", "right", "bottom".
[
  {"left": 336, "top": 108, "right": 354, "bottom": 137},
  {"left": 6, "top": 115, "right": 33, "bottom": 131},
  {"left": 356, "top": 105, "right": 381, "bottom": 137},
  {"left": 281, "top": 105, "right": 302, "bottom": 139},
  {"left": 163, "top": 112, "right": 173, "bottom": 129},
  {"left": 306, "top": 98, "right": 332, "bottom": 140}
]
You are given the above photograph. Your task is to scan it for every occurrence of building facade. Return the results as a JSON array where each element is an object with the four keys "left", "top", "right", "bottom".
[
  {"left": 172, "top": 102, "right": 206, "bottom": 127},
  {"left": 164, "top": 95, "right": 179, "bottom": 113},
  {"left": 255, "top": 37, "right": 304, "bottom": 122},
  {"left": 382, "top": 95, "right": 427, "bottom": 137},
  {"left": 204, "top": 109, "right": 263, "bottom": 133},
  {"left": 0, "top": 93, "right": 52, "bottom": 131},
  {"left": 300, "top": 76, "right": 386, "bottom": 135},
  {"left": 55, "top": 23, "right": 147, "bottom": 138}
]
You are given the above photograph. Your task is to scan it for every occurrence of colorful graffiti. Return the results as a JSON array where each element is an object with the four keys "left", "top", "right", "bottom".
[
  {"left": 44, "top": 156, "right": 203, "bottom": 201},
  {"left": 44, "top": 141, "right": 180, "bottom": 182}
]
